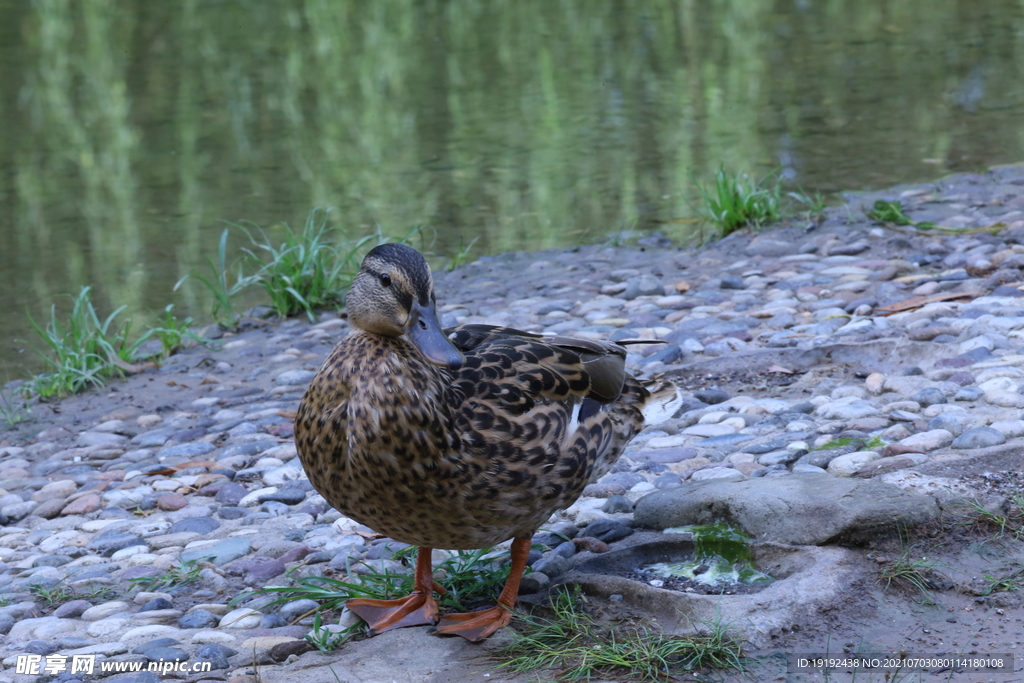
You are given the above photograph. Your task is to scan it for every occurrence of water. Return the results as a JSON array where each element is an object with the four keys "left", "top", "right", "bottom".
[
  {"left": 650, "top": 523, "right": 773, "bottom": 588},
  {"left": 2, "top": 0, "right": 1024, "bottom": 378}
]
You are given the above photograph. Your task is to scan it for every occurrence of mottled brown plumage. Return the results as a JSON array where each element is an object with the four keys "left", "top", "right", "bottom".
[{"left": 294, "top": 243, "right": 667, "bottom": 640}]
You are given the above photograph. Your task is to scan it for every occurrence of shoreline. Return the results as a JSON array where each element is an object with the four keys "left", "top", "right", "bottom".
[{"left": 2, "top": 164, "right": 1024, "bottom": 681}]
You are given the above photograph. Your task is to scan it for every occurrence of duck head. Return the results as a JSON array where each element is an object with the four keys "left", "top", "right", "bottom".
[{"left": 347, "top": 243, "right": 465, "bottom": 371}]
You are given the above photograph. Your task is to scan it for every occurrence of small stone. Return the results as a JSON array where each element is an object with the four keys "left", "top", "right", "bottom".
[
  {"left": 156, "top": 493, "right": 189, "bottom": 511},
  {"left": 582, "top": 483, "right": 626, "bottom": 498},
  {"left": 990, "top": 419, "right": 1024, "bottom": 439},
  {"left": 572, "top": 536, "right": 611, "bottom": 553},
  {"left": 53, "top": 599, "right": 93, "bottom": 618},
  {"left": 219, "top": 608, "right": 264, "bottom": 629},
  {"left": 531, "top": 554, "right": 570, "bottom": 578},
  {"left": 168, "top": 517, "right": 221, "bottom": 535},
  {"left": 214, "top": 482, "right": 248, "bottom": 505},
  {"left": 690, "top": 467, "right": 744, "bottom": 481},
  {"left": 61, "top": 493, "right": 102, "bottom": 516},
  {"left": 140, "top": 597, "right": 174, "bottom": 612},
  {"left": 278, "top": 599, "right": 319, "bottom": 624},
  {"left": 600, "top": 495, "right": 634, "bottom": 513},
  {"left": 519, "top": 572, "right": 550, "bottom": 594},
  {"left": 951, "top": 427, "right": 1007, "bottom": 449},
  {"left": 82, "top": 601, "right": 132, "bottom": 621},
  {"left": 132, "top": 637, "right": 182, "bottom": 654},
  {"left": 275, "top": 369, "right": 317, "bottom": 385},
  {"left": 912, "top": 388, "right": 947, "bottom": 406},
  {"left": 144, "top": 646, "right": 190, "bottom": 662},
  {"left": 86, "top": 616, "right": 129, "bottom": 638},
  {"left": 953, "top": 385, "right": 984, "bottom": 402},
  {"left": 694, "top": 388, "right": 730, "bottom": 405},
  {"left": 180, "top": 537, "right": 251, "bottom": 565},
  {"left": 267, "top": 639, "right": 316, "bottom": 662},
  {"left": 24, "top": 639, "right": 58, "bottom": 655},
  {"left": 158, "top": 442, "right": 217, "bottom": 459},
  {"left": 179, "top": 609, "right": 220, "bottom": 630},
  {"left": 897, "top": 429, "right": 954, "bottom": 452},
  {"left": 827, "top": 452, "right": 880, "bottom": 477},
  {"left": 195, "top": 644, "right": 233, "bottom": 670},
  {"left": 927, "top": 413, "right": 965, "bottom": 436},
  {"left": 581, "top": 519, "right": 633, "bottom": 543}
]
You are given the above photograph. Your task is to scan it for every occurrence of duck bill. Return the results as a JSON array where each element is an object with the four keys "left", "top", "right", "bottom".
[{"left": 406, "top": 300, "right": 465, "bottom": 370}]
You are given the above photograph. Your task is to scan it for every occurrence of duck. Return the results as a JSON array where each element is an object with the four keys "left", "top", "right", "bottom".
[{"left": 294, "top": 243, "right": 680, "bottom": 642}]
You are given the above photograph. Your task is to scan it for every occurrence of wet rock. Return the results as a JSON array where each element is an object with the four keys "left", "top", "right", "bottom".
[{"left": 634, "top": 473, "right": 940, "bottom": 544}]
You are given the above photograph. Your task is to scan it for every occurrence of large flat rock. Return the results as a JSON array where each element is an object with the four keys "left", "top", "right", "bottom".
[{"left": 633, "top": 472, "right": 939, "bottom": 545}]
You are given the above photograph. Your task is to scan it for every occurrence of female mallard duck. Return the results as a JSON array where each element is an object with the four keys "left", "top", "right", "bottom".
[{"left": 295, "top": 243, "right": 678, "bottom": 642}]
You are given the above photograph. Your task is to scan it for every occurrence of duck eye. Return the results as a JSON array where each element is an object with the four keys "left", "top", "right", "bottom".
[{"left": 379, "top": 273, "right": 392, "bottom": 287}]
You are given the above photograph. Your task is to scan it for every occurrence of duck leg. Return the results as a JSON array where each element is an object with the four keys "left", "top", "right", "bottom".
[
  {"left": 433, "top": 537, "right": 530, "bottom": 642},
  {"left": 346, "top": 546, "right": 445, "bottom": 635}
]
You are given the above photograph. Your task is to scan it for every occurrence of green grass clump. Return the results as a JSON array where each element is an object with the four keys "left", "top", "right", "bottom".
[
  {"left": 0, "top": 385, "right": 29, "bottom": 426},
  {"left": 878, "top": 541, "right": 951, "bottom": 606},
  {"left": 31, "top": 581, "right": 119, "bottom": 608},
  {"left": 981, "top": 564, "right": 1024, "bottom": 596},
  {"left": 498, "top": 587, "right": 744, "bottom": 681},
  {"left": 28, "top": 286, "right": 164, "bottom": 398},
  {"left": 239, "top": 209, "right": 395, "bottom": 321},
  {"left": 178, "top": 209, "right": 426, "bottom": 323},
  {"left": 697, "top": 167, "right": 782, "bottom": 237},
  {"left": 788, "top": 189, "right": 827, "bottom": 219},
  {"left": 175, "top": 228, "right": 259, "bottom": 327},
  {"left": 127, "top": 557, "right": 204, "bottom": 592},
  {"left": 26, "top": 287, "right": 204, "bottom": 399},
  {"left": 949, "top": 492, "right": 1024, "bottom": 541}
]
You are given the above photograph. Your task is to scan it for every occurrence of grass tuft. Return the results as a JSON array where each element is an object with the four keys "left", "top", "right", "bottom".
[
  {"left": 697, "top": 167, "right": 781, "bottom": 237},
  {"left": 26, "top": 286, "right": 168, "bottom": 398},
  {"left": 238, "top": 208, "right": 365, "bottom": 321},
  {"left": 948, "top": 492, "right": 1024, "bottom": 541},
  {"left": 127, "top": 557, "right": 204, "bottom": 592},
  {"left": 0, "top": 383, "right": 30, "bottom": 426},
  {"left": 31, "top": 581, "right": 119, "bottom": 609},
  {"left": 878, "top": 535, "right": 951, "bottom": 606},
  {"left": 498, "top": 587, "right": 744, "bottom": 681},
  {"left": 174, "top": 228, "right": 259, "bottom": 327}
]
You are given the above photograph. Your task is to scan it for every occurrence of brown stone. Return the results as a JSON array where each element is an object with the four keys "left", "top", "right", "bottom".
[
  {"left": 572, "top": 536, "right": 610, "bottom": 553},
  {"left": 157, "top": 492, "right": 189, "bottom": 511},
  {"left": 60, "top": 493, "right": 102, "bottom": 516}
]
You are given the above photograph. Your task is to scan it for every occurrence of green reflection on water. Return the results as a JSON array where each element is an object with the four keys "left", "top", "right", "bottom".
[
  {"left": 656, "top": 522, "right": 773, "bottom": 587},
  {"left": 1, "top": 0, "right": 1023, "bottom": 377}
]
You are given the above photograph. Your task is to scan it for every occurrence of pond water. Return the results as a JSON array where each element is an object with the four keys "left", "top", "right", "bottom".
[{"left": 2, "top": 0, "right": 1023, "bottom": 378}]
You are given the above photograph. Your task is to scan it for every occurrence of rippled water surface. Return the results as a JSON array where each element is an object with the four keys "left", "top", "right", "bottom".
[{"left": 2, "top": 1, "right": 1024, "bottom": 375}]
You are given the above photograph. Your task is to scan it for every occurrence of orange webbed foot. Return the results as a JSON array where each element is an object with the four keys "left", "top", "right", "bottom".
[
  {"left": 430, "top": 537, "right": 532, "bottom": 642},
  {"left": 346, "top": 547, "right": 444, "bottom": 635},
  {"left": 346, "top": 591, "right": 440, "bottom": 635},
  {"left": 433, "top": 605, "right": 512, "bottom": 642}
]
